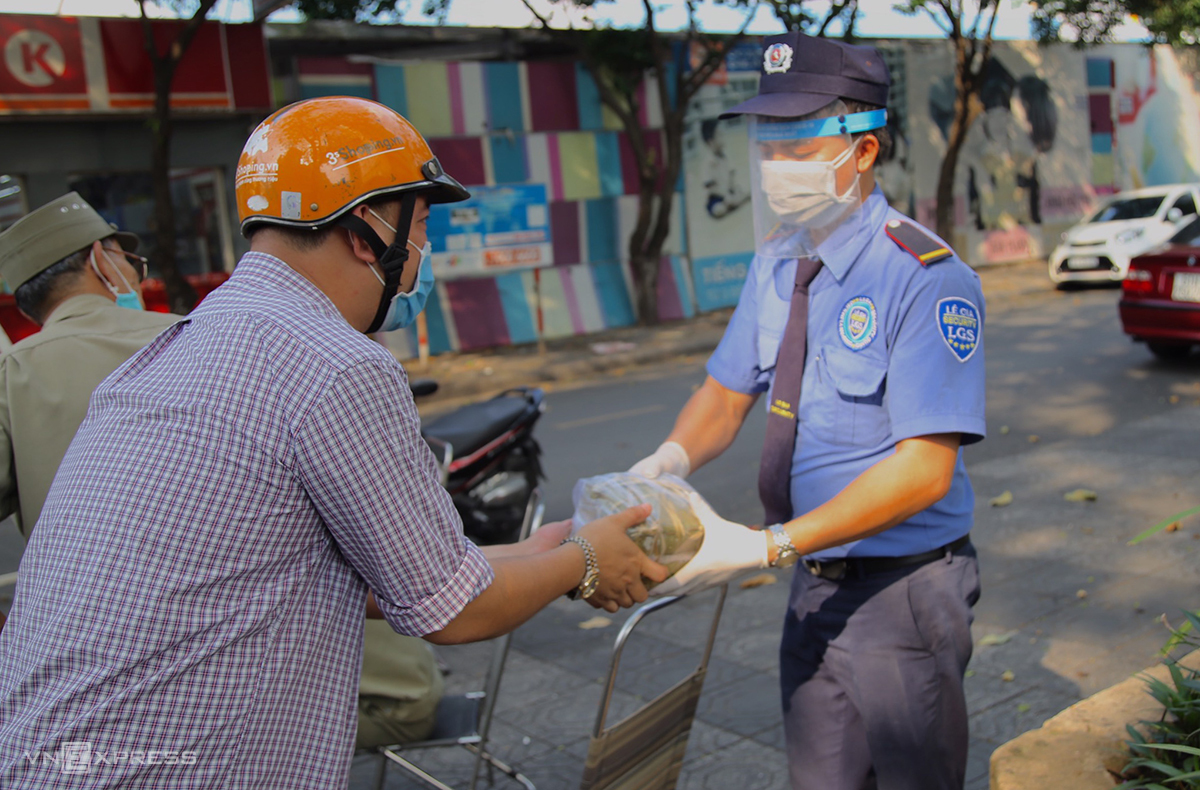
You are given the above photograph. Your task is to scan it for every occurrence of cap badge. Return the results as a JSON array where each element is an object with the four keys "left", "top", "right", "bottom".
[{"left": 763, "top": 43, "right": 793, "bottom": 75}]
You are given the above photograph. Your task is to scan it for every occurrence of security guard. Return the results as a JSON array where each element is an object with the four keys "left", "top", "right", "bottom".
[
  {"left": 632, "top": 32, "right": 986, "bottom": 790},
  {"left": 0, "top": 193, "right": 180, "bottom": 539}
]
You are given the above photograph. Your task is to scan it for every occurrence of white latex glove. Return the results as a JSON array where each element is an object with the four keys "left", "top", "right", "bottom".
[
  {"left": 652, "top": 492, "right": 770, "bottom": 597},
  {"left": 628, "top": 441, "right": 691, "bottom": 479}
]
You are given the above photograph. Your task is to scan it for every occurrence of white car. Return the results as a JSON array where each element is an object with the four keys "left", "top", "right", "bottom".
[{"left": 1048, "top": 184, "right": 1200, "bottom": 286}]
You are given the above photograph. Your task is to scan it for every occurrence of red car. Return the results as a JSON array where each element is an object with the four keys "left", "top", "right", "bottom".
[{"left": 1119, "top": 217, "right": 1200, "bottom": 360}]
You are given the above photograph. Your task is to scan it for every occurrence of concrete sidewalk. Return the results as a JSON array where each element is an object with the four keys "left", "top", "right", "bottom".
[{"left": 408, "top": 258, "right": 1057, "bottom": 413}]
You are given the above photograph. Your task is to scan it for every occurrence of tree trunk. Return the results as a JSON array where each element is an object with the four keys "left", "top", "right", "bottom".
[
  {"left": 627, "top": 178, "right": 660, "bottom": 325},
  {"left": 150, "top": 68, "right": 198, "bottom": 315},
  {"left": 935, "top": 37, "right": 981, "bottom": 247}
]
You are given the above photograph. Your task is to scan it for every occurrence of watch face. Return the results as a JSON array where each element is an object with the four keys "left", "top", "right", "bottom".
[
  {"left": 774, "top": 552, "right": 800, "bottom": 568},
  {"left": 579, "top": 573, "right": 600, "bottom": 599}
]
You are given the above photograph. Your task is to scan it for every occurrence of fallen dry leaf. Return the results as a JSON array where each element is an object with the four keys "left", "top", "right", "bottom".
[
  {"left": 1028, "top": 435, "right": 1040, "bottom": 443},
  {"left": 990, "top": 491, "right": 1014, "bottom": 508},
  {"left": 978, "top": 632, "right": 1013, "bottom": 646},
  {"left": 1165, "top": 521, "right": 1181, "bottom": 533},
  {"left": 1170, "top": 395, "right": 1180, "bottom": 404},
  {"left": 1001, "top": 670, "right": 1015, "bottom": 682},
  {"left": 740, "top": 573, "right": 778, "bottom": 590},
  {"left": 1076, "top": 589, "right": 1088, "bottom": 599},
  {"left": 578, "top": 616, "right": 613, "bottom": 630},
  {"left": 1064, "top": 488, "right": 1098, "bottom": 502},
  {"left": 1000, "top": 425, "right": 1010, "bottom": 435}
]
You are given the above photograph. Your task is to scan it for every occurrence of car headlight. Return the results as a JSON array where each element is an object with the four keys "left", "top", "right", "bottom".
[{"left": 1116, "top": 227, "right": 1145, "bottom": 244}]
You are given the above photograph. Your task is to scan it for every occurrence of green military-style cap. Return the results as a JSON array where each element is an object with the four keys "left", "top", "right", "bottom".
[{"left": 0, "top": 192, "right": 138, "bottom": 291}]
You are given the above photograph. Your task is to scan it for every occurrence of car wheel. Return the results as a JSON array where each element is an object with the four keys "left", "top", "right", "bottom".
[{"left": 1148, "top": 342, "right": 1192, "bottom": 361}]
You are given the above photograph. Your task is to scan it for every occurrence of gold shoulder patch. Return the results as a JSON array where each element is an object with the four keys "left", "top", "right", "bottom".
[{"left": 885, "top": 219, "right": 953, "bottom": 266}]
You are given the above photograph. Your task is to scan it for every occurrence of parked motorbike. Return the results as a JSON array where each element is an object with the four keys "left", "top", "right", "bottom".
[{"left": 411, "top": 381, "right": 546, "bottom": 545}]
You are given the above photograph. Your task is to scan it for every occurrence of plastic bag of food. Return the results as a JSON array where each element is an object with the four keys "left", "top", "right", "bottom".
[{"left": 571, "top": 472, "right": 706, "bottom": 589}]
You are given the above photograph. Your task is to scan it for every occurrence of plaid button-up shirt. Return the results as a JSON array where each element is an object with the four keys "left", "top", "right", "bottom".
[{"left": 0, "top": 252, "right": 494, "bottom": 788}]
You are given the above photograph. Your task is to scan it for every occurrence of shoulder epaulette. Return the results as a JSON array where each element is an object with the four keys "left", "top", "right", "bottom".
[{"left": 885, "top": 219, "right": 953, "bottom": 266}]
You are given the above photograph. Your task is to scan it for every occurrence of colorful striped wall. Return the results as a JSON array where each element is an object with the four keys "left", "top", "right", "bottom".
[{"left": 296, "top": 56, "right": 688, "bottom": 356}]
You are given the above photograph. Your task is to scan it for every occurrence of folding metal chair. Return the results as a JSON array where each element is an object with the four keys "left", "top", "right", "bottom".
[
  {"left": 369, "top": 488, "right": 544, "bottom": 790},
  {"left": 579, "top": 584, "right": 728, "bottom": 790}
]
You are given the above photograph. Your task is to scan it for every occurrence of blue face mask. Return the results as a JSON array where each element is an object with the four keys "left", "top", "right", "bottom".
[
  {"left": 366, "top": 207, "right": 435, "bottom": 332},
  {"left": 91, "top": 248, "right": 144, "bottom": 311},
  {"left": 379, "top": 240, "right": 434, "bottom": 331}
]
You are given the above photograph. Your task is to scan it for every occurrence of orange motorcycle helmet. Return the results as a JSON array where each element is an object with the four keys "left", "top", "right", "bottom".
[{"left": 235, "top": 96, "right": 469, "bottom": 235}]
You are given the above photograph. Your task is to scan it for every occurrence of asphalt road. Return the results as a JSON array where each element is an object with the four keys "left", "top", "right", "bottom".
[{"left": 532, "top": 282, "right": 1197, "bottom": 523}]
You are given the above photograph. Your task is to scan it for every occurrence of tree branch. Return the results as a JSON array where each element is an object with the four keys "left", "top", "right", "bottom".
[
  {"left": 579, "top": 49, "right": 639, "bottom": 131},
  {"left": 173, "top": 0, "right": 221, "bottom": 64},
  {"left": 679, "top": 4, "right": 755, "bottom": 102},
  {"left": 519, "top": 0, "right": 552, "bottom": 30},
  {"left": 817, "top": 0, "right": 852, "bottom": 37},
  {"left": 137, "top": 0, "right": 162, "bottom": 69},
  {"left": 923, "top": 1, "right": 956, "bottom": 37}
]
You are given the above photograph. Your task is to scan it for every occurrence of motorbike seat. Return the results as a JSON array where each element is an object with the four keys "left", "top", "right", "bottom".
[{"left": 422, "top": 395, "right": 532, "bottom": 461}]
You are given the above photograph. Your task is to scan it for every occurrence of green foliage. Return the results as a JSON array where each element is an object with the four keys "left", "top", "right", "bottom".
[
  {"left": 291, "top": 0, "right": 397, "bottom": 21},
  {"left": 1129, "top": 506, "right": 1200, "bottom": 546},
  {"left": 291, "top": 0, "right": 448, "bottom": 22},
  {"left": 1118, "top": 610, "right": 1200, "bottom": 790},
  {"left": 1032, "top": 0, "right": 1200, "bottom": 45},
  {"left": 894, "top": 0, "right": 1002, "bottom": 41}
]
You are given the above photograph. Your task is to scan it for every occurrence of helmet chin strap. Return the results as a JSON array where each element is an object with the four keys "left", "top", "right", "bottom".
[{"left": 337, "top": 193, "right": 417, "bottom": 333}]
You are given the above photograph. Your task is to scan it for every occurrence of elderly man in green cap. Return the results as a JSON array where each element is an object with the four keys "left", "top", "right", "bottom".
[{"left": 0, "top": 192, "right": 180, "bottom": 544}]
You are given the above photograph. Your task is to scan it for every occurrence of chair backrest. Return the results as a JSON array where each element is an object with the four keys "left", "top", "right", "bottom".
[
  {"left": 579, "top": 669, "right": 707, "bottom": 790},
  {"left": 579, "top": 585, "right": 727, "bottom": 790}
]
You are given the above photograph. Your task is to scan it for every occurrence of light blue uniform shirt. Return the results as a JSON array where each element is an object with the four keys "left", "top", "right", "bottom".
[{"left": 707, "top": 187, "right": 986, "bottom": 560}]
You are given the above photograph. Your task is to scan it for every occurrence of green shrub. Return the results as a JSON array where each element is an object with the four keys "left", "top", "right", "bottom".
[{"left": 1117, "top": 610, "right": 1200, "bottom": 790}]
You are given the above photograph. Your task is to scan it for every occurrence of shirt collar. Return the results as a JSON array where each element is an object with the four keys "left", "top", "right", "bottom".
[
  {"left": 226, "top": 251, "right": 346, "bottom": 323},
  {"left": 814, "top": 185, "right": 889, "bottom": 281},
  {"left": 42, "top": 293, "right": 121, "bottom": 327}
]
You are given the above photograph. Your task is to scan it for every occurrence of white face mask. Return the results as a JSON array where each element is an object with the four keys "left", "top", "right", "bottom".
[{"left": 759, "top": 141, "right": 861, "bottom": 229}]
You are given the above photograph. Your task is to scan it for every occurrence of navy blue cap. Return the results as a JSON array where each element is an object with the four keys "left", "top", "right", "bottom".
[{"left": 720, "top": 32, "right": 891, "bottom": 119}]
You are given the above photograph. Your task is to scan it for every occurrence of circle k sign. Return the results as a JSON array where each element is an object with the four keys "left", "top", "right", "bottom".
[{"left": 5, "top": 29, "right": 66, "bottom": 88}]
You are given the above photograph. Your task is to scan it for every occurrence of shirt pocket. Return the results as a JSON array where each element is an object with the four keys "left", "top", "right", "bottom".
[
  {"left": 756, "top": 291, "right": 791, "bottom": 374},
  {"left": 807, "top": 344, "right": 891, "bottom": 446}
]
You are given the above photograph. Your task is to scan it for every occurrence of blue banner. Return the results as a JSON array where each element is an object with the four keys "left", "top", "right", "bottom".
[{"left": 428, "top": 184, "right": 552, "bottom": 278}]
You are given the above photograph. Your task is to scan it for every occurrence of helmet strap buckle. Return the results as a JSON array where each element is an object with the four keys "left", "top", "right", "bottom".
[{"left": 337, "top": 193, "right": 418, "bottom": 333}]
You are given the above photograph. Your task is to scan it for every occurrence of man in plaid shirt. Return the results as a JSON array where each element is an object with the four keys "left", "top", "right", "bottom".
[{"left": 0, "top": 97, "right": 666, "bottom": 788}]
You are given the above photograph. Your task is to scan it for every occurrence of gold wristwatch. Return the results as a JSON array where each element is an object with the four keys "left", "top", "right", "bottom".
[
  {"left": 768, "top": 524, "right": 799, "bottom": 568},
  {"left": 562, "top": 536, "right": 600, "bottom": 600}
]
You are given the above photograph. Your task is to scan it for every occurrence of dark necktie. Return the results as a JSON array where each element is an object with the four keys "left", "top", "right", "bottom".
[{"left": 759, "top": 257, "right": 822, "bottom": 525}]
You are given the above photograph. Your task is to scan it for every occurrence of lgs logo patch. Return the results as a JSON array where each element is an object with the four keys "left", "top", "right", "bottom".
[{"left": 937, "top": 297, "right": 980, "bottom": 362}]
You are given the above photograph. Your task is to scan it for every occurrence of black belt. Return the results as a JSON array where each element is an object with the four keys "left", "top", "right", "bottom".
[{"left": 803, "top": 535, "right": 971, "bottom": 581}]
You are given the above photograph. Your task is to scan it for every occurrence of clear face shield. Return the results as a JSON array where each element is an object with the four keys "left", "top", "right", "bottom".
[{"left": 747, "top": 101, "right": 887, "bottom": 259}]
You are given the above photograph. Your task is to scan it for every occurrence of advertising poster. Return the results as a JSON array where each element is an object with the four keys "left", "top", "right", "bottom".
[
  {"left": 906, "top": 40, "right": 1092, "bottom": 264},
  {"left": 427, "top": 184, "right": 553, "bottom": 278},
  {"left": 1098, "top": 44, "right": 1200, "bottom": 191},
  {"left": 682, "top": 43, "right": 759, "bottom": 311}
]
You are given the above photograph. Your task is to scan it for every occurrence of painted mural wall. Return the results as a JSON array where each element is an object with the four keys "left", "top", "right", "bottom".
[
  {"left": 291, "top": 56, "right": 693, "bottom": 357},
  {"left": 292, "top": 39, "right": 1200, "bottom": 357}
]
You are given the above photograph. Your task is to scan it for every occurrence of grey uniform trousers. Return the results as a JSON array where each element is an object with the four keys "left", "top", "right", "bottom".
[{"left": 780, "top": 544, "right": 981, "bottom": 790}]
